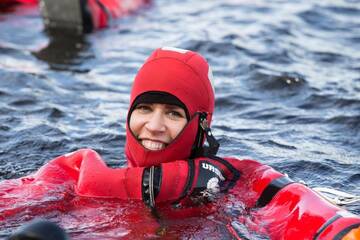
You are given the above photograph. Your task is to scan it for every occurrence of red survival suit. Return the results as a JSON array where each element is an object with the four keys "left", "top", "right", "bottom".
[
  {"left": 1, "top": 48, "right": 359, "bottom": 239},
  {"left": 0, "top": 0, "right": 37, "bottom": 5}
]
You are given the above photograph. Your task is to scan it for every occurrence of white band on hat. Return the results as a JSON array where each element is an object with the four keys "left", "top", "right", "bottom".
[
  {"left": 208, "top": 65, "right": 215, "bottom": 94},
  {"left": 161, "top": 46, "right": 189, "bottom": 54}
]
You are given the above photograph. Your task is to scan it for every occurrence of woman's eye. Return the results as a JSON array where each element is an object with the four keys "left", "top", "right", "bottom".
[
  {"left": 168, "top": 110, "right": 184, "bottom": 119},
  {"left": 136, "top": 105, "right": 152, "bottom": 113}
]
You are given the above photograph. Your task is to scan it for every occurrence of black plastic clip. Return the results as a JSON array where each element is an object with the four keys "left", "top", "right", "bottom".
[{"left": 199, "top": 113, "right": 219, "bottom": 156}]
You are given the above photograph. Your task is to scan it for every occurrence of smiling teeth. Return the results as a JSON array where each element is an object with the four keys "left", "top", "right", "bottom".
[{"left": 142, "top": 140, "right": 166, "bottom": 150}]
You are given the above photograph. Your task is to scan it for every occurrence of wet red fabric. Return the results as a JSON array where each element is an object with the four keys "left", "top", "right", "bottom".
[
  {"left": 1, "top": 149, "right": 360, "bottom": 239},
  {"left": 2, "top": 0, "right": 37, "bottom": 4},
  {"left": 99, "top": 0, "right": 150, "bottom": 18},
  {"left": 0, "top": 0, "right": 36, "bottom": 8},
  {"left": 88, "top": 0, "right": 149, "bottom": 28},
  {"left": 125, "top": 47, "right": 215, "bottom": 167},
  {"left": 87, "top": 0, "right": 108, "bottom": 29}
]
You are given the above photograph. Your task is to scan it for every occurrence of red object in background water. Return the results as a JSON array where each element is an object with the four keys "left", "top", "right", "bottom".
[
  {"left": 2, "top": 0, "right": 37, "bottom": 3},
  {"left": 17, "top": 0, "right": 37, "bottom": 3},
  {"left": 0, "top": 0, "right": 37, "bottom": 6},
  {"left": 0, "top": 0, "right": 150, "bottom": 32},
  {"left": 0, "top": 0, "right": 35, "bottom": 10},
  {"left": 84, "top": 0, "right": 150, "bottom": 29}
]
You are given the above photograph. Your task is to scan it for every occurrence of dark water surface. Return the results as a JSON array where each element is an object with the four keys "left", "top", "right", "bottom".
[{"left": 0, "top": 0, "right": 359, "bottom": 238}]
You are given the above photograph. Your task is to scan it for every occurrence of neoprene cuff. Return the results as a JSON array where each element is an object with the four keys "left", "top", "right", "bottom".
[{"left": 142, "top": 166, "right": 161, "bottom": 208}]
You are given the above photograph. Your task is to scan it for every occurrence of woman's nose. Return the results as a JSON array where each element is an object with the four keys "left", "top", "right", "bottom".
[{"left": 145, "top": 111, "right": 166, "bottom": 133}]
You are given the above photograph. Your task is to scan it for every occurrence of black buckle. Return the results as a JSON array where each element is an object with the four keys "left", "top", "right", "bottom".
[{"left": 199, "top": 113, "right": 219, "bottom": 156}]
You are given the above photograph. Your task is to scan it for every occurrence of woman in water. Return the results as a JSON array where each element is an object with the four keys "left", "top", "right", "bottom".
[
  {"left": 75, "top": 46, "right": 240, "bottom": 207},
  {"left": 3, "top": 47, "right": 360, "bottom": 239}
]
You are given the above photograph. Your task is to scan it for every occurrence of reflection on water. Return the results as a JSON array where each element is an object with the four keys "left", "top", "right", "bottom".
[{"left": 32, "top": 29, "right": 93, "bottom": 72}]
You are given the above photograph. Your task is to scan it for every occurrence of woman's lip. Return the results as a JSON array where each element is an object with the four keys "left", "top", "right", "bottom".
[
  {"left": 139, "top": 138, "right": 168, "bottom": 145},
  {"left": 141, "top": 139, "right": 167, "bottom": 150}
]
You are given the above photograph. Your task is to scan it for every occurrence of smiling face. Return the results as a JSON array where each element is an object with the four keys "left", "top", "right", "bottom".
[
  {"left": 129, "top": 103, "right": 188, "bottom": 151},
  {"left": 125, "top": 48, "right": 215, "bottom": 167}
]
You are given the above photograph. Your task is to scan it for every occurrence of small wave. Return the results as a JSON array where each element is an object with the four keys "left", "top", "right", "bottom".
[
  {"left": 24, "top": 106, "right": 66, "bottom": 120},
  {"left": 9, "top": 98, "right": 38, "bottom": 107},
  {"left": 262, "top": 140, "right": 297, "bottom": 150},
  {"left": 215, "top": 94, "right": 253, "bottom": 111},
  {"left": 325, "top": 5, "right": 360, "bottom": 16},
  {"left": 79, "top": 132, "right": 122, "bottom": 144},
  {"left": 310, "top": 51, "right": 350, "bottom": 64},
  {"left": 257, "top": 48, "right": 294, "bottom": 65},
  {"left": 7, "top": 137, "right": 69, "bottom": 154},
  {"left": 0, "top": 90, "right": 10, "bottom": 97},
  {"left": 277, "top": 159, "right": 360, "bottom": 186},
  {"left": 0, "top": 115, "right": 21, "bottom": 127},
  {"left": 9, "top": 124, "right": 67, "bottom": 143},
  {"left": 276, "top": 160, "right": 337, "bottom": 185},
  {"left": 326, "top": 115, "right": 360, "bottom": 130},
  {"left": 0, "top": 72, "right": 32, "bottom": 90},
  {"left": 0, "top": 125, "right": 10, "bottom": 132},
  {"left": 348, "top": 173, "right": 360, "bottom": 185},
  {"left": 286, "top": 116, "right": 323, "bottom": 124},
  {"left": 298, "top": 94, "right": 360, "bottom": 110},
  {"left": 298, "top": 8, "right": 341, "bottom": 32},
  {"left": 182, "top": 39, "right": 242, "bottom": 57},
  {"left": 280, "top": 159, "right": 337, "bottom": 172},
  {"left": 0, "top": 45, "right": 21, "bottom": 54}
]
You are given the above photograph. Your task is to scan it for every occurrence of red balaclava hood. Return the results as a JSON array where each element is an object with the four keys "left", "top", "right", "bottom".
[{"left": 125, "top": 47, "right": 215, "bottom": 167}]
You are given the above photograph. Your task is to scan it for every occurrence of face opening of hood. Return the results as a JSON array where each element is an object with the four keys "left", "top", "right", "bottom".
[{"left": 125, "top": 47, "right": 216, "bottom": 167}]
